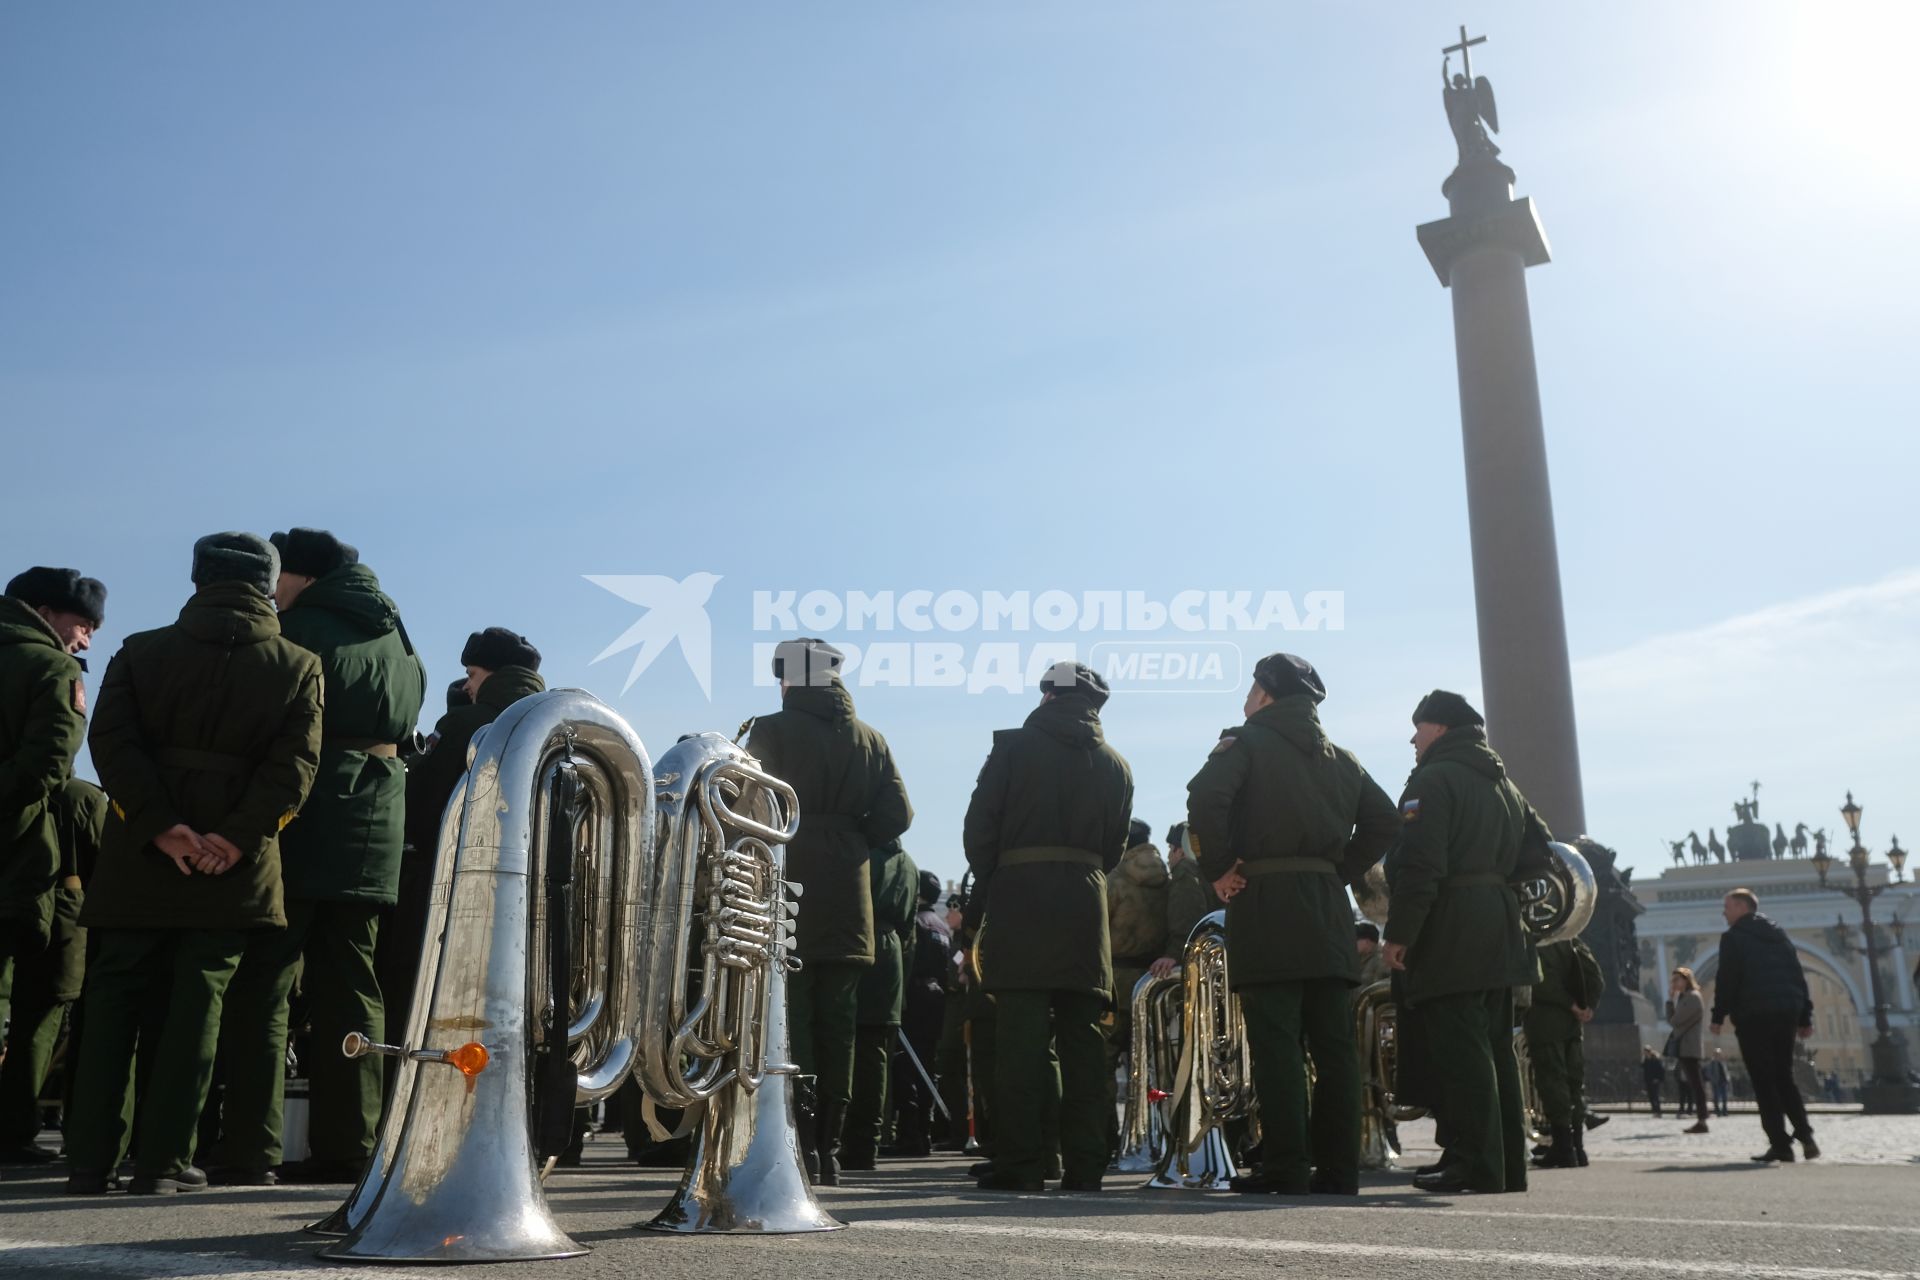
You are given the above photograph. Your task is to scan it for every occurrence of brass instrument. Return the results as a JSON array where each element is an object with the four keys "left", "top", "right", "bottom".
[
  {"left": 1355, "top": 978, "right": 1425, "bottom": 1169},
  {"left": 315, "top": 694, "right": 833, "bottom": 1264},
  {"left": 1148, "top": 911, "right": 1253, "bottom": 1191},
  {"left": 1112, "top": 970, "right": 1180, "bottom": 1173},
  {"left": 1355, "top": 840, "right": 1597, "bottom": 945}
]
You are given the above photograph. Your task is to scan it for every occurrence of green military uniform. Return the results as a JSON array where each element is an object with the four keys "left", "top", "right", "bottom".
[
  {"left": 748, "top": 662, "right": 912, "bottom": 1182},
  {"left": 965, "top": 677, "right": 1133, "bottom": 1189},
  {"left": 217, "top": 554, "right": 426, "bottom": 1176},
  {"left": 69, "top": 571, "right": 324, "bottom": 1187},
  {"left": 0, "top": 595, "right": 87, "bottom": 962},
  {"left": 1186, "top": 688, "right": 1398, "bottom": 1193},
  {"left": 1384, "top": 718, "right": 1546, "bottom": 1194},
  {"left": 0, "top": 779, "right": 104, "bottom": 1154},
  {"left": 383, "top": 663, "right": 545, "bottom": 1042},
  {"left": 844, "top": 839, "right": 917, "bottom": 1167},
  {"left": 1105, "top": 836, "right": 1167, "bottom": 1152},
  {"left": 1525, "top": 937, "right": 1603, "bottom": 1166}
]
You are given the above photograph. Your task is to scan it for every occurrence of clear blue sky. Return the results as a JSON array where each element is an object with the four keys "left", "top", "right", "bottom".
[{"left": 4, "top": 3, "right": 1914, "bottom": 889}]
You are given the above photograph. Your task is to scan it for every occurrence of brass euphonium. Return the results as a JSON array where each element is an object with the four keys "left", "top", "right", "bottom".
[
  {"left": 1354, "top": 839, "right": 1597, "bottom": 946},
  {"left": 1354, "top": 978, "right": 1425, "bottom": 1169},
  {"left": 1149, "top": 911, "right": 1254, "bottom": 1191},
  {"left": 318, "top": 689, "right": 656, "bottom": 1263}
]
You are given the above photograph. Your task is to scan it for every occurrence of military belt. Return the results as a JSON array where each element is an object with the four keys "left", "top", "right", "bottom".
[
  {"left": 327, "top": 738, "right": 399, "bottom": 758},
  {"left": 1443, "top": 872, "right": 1509, "bottom": 891},
  {"left": 1240, "top": 857, "right": 1338, "bottom": 877},
  {"left": 1000, "top": 846, "right": 1104, "bottom": 871},
  {"left": 158, "top": 746, "right": 250, "bottom": 776}
]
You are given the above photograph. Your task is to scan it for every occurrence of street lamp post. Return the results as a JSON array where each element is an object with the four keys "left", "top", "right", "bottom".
[{"left": 1811, "top": 793, "right": 1917, "bottom": 1114}]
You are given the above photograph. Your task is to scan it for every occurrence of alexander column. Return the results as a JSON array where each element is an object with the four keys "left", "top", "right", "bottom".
[{"left": 1417, "top": 27, "right": 1587, "bottom": 839}]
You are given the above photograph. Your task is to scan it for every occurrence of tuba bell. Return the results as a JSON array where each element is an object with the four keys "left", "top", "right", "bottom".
[
  {"left": 1148, "top": 911, "right": 1254, "bottom": 1191},
  {"left": 1355, "top": 840, "right": 1597, "bottom": 946}
]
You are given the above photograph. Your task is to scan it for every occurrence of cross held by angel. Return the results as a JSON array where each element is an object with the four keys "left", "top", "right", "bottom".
[{"left": 1442, "top": 25, "right": 1500, "bottom": 163}]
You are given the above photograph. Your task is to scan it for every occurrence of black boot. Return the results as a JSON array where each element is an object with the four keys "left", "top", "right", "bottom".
[
  {"left": 794, "top": 1076, "right": 821, "bottom": 1184},
  {"left": 816, "top": 1100, "right": 845, "bottom": 1187},
  {"left": 1573, "top": 1121, "right": 1589, "bottom": 1167},
  {"left": 1530, "top": 1124, "right": 1577, "bottom": 1169}
]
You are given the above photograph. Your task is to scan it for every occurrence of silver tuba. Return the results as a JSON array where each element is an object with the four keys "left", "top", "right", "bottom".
[
  {"left": 1355, "top": 839, "right": 1597, "bottom": 945},
  {"left": 638, "top": 731, "right": 840, "bottom": 1234},
  {"left": 318, "top": 689, "right": 655, "bottom": 1263},
  {"left": 1148, "top": 911, "right": 1254, "bottom": 1191},
  {"left": 1111, "top": 969, "right": 1181, "bottom": 1174}
]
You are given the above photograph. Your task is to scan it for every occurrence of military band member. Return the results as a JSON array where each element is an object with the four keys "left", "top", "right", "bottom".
[
  {"left": 1149, "top": 822, "right": 1221, "bottom": 980},
  {"left": 965, "top": 661, "right": 1132, "bottom": 1193},
  {"left": 1104, "top": 818, "right": 1167, "bottom": 1153},
  {"left": 67, "top": 533, "right": 323, "bottom": 1194},
  {"left": 749, "top": 637, "right": 913, "bottom": 1186},
  {"left": 1186, "top": 653, "right": 1398, "bottom": 1195},
  {"left": 0, "top": 568, "right": 101, "bottom": 969},
  {"left": 1382, "top": 690, "right": 1545, "bottom": 1195},
  {"left": 844, "top": 837, "right": 917, "bottom": 1170},
  {"left": 214, "top": 528, "right": 427, "bottom": 1185},
  {"left": 892, "top": 868, "right": 951, "bottom": 1157},
  {"left": 1526, "top": 935, "right": 1603, "bottom": 1168}
]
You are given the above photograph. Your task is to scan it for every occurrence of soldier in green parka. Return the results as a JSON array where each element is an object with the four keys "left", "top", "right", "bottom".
[
  {"left": 382, "top": 629, "right": 544, "bottom": 1046},
  {"left": 0, "top": 568, "right": 101, "bottom": 966},
  {"left": 1104, "top": 819, "right": 1166, "bottom": 1155},
  {"left": 213, "top": 528, "right": 426, "bottom": 1185},
  {"left": 67, "top": 533, "right": 324, "bottom": 1195},
  {"left": 842, "top": 837, "right": 917, "bottom": 1170},
  {"left": 1186, "top": 653, "right": 1399, "bottom": 1195},
  {"left": 1381, "top": 690, "right": 1547, "bottom": 1196},
  {"left": 0, "top": 777, "right": 105, "bottom": 1161},
  {"left": 966, "top": 662, "right": 1133, "bottom": 1193},
  {"left": 748, "top": 638, "right": 912, "bottom": 1186},
  {"left": 1526, "top": 936, "right": 1603, "bottom": 1169}
]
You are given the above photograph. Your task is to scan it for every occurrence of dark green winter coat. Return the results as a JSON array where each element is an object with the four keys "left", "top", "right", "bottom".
[
  {"left": 1163, "top": 851, "right": 1222, "bottom": 961},
  {"left": 403, "top": 665, "right": 546, "bottom": 856},
  {"left": 856, "top": 840, "right": 918, "bottom": 1027},
  {"left": 275, "top": 564, "right": 427, "bottom": 905},
  {"left": 748, "top": 679, "right": 912, "bottom": 965},
  {"left": 1186, "top": 696, "right": 1398, "bottom": 988},
  {"left": 36, "top": 778, "right": 106, "bottom": 1002},
  {"left": 0, "top": 596, "right": 86, "bottom": 953},
  {"left": 1108, "top": 842, "right": 1169, "bottom": 965},
  {"left": 965, "top": 696, "right": 1134, "bottom": 1002},
  {"left": 82, "top": 581, "right": 324, "bottom": 932},
  {"left": 1382, "top": 726, "right": 1546, "bottom": 1002},
  {"left": 1525, "top": 937, "right": 1603, "bottom": 1040}
]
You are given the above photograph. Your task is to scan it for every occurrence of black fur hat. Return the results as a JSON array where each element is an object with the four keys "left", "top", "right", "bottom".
[
  {"left": 461, "top": 627, "right": 541, "bottom": 673},
  {"left": 270, "top": 528, "right": 359, "bottom": 579},
  {"left": 5, "top": 566, "right": 107, "bottom": 626},
  {"left": 191, "top": 533, "right": 279, "bottom": 598}
]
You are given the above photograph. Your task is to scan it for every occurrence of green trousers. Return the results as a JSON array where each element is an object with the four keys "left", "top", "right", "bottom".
[
  {"left": 844, "top": 1023, "right": 895, "bottom": 1159},
  {"left": 1239, "top": 979, "right": 1360, "bottom": 1188},
  {"left": 993, "top": 988, "right": 1104, "bottom": 1183},
  {"left": 787, "top": 961, "right": 862, "bottom": 1111},
  {"left": 0, "top": 954, "right": 70, "bottom": 1148},
  {"left": 1423, "top": 988, "right": 1528, "bottom": 1193},
  {"left": 933, "top": 993, "right": 974, "bottom": 1146},
  {"left": 1523, "top": 1010, "right": 1585, "bottom": 1129},
  {"left": 66, "top": 928, "right": 246, "bottom": 1177},
  {"left": 216, "top": 899, "right": 384, "bottom": 1168}
]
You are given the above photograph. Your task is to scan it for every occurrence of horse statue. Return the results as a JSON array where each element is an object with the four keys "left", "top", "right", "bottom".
[
  {"left": 1688, "top": 831, "right": 1709, "bottom": 865},
  {"left": 1707, "top": 829, "right": 1727, "bottom": 863},
  {"left": 1791, "top": 823, "right": 1810, "bottom": 859},
  {"left": 1773, "top": 824, "right": 1789, "bottom": 859}
]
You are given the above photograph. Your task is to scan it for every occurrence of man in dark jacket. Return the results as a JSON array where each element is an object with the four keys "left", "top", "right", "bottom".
[
  {"left": 66, "top": 533, "right": 324, "bottom": 1194},
  {"left": 965, "top": 661, "right": 1133, "bottom": 1193},
  {"left": 214, "top": 528, "right": 427, "bottom": 1184},
  {"left": 1382, "top": 690, "right": 1545, "bottom": 1195},
  {"left": 381, "top": 629, "right": 545, "bottom": 1046},
  {"left": 1, "top": 568, "right": 102, "bottom": 966},
  {"left": 1187, "top": 653, "right": 1398, "bottom": 1195},
  {"left": 748, "top": 638, "right": 912, "bottom": 1186},
  {"left": 1710, "top": 887, "right": 1817, "bottom": 1162},
  {"left": 844, "top": 838, "right": 917, "bottom": 1170},
  {"left": 893, "top": 868, "right": 951, "bottom": 1157},
  {"left": 0, "top": 778, "right": 105, "bottom": 1162},
  {"left": 1526, "top": 937, "right": 1604, "bottom": 1168}
]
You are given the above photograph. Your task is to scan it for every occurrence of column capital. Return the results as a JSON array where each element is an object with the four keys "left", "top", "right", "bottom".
[{"left": 1416, "top": 196, "right": 1552, "bottom": 287}]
